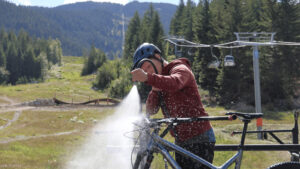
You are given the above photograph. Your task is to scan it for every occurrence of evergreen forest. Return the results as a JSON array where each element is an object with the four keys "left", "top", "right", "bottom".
[
  {"left": 0, "top": 28, "right": 62, "bottom": 85},
  {"left": 1, "top": 0, "right": 299, "bottom": 109},
  {"left": 121, "top": 0, "right": 300, "bottom": 109}
]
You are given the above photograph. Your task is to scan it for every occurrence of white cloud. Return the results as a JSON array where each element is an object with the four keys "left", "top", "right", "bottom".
[
  {"left": 63, "top": 0, "right": 130, "bottom": 5},
  {"left": 8, "top": 0, "right": 31, "bottom": 6}
]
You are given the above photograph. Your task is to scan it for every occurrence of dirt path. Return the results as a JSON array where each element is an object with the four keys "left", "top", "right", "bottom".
[
  {"left": 0, "top": 111, "right": 22, "bottom": 130},
  {"left": 0, "top": 130, "right": 79, "bottom": 144},
  {"left": 0, "top": 96, "right": 16, "bottom": 106},
  {"left": 0, "top": 106, "right": 34, "bottom": 113},
  {"left": 0, "top": 96, "right": 114, "bottom": 144}
]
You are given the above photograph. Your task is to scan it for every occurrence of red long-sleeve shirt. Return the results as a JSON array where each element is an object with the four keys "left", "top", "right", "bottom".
[{"left": 146, "top": 58, "right": 212, "bottom": 142}]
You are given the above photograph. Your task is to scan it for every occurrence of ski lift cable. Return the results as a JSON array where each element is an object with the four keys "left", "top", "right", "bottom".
[
  {"left": 236, "top": 41, "right": 300, "bottom": 46},
  {"left": 165, "top": 37, "right": 300, "bottom": 49},
  {"left": 275, "top": 41, "right": 300, "bottom": 46},
  {"left": 214, "top": 41, "right": 237, "bottom": 46},
  {"left": 214, "top": 44, "right": 246, "bottom": 48},
  {"left": 166, "top": 38, "right": 246, "bottom": 48},
  {"left": 165, "top": 38, "right": 210, "bottom": 47}
]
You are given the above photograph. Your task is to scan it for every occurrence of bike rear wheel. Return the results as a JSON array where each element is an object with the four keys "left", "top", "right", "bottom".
[{"left": 267, "top": 162, "right": 300, "bottom": 169}]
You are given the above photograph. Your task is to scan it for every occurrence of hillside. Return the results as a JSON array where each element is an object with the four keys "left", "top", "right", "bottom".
[{"left": 0, "top": 0, "right": 177, "bottom": 57}]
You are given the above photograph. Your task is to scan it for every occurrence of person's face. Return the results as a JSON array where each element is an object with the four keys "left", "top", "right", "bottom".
[{"left": 140, "top": 56, "right": 162, "bottom": 74}]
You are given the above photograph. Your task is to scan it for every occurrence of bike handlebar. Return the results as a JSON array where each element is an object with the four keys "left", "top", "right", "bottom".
[
  {"left": 144, "top": 115, "right": 236, "bottom": 127},
  {"left": 142, "top": 112, "right": 263, "bottom": 127}
]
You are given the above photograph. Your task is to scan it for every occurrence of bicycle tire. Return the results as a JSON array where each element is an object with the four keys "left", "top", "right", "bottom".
[
  {"left": 143, "top": 153, "right": 154, "bottom": 169},
  {"left": 133, "top": 152, "right": 153, "bottom": 169},
  {"left": 133, "top": 152, "right": 144, "bottom": 169},
  {"left": 267, "top": 162, "right": 300, "bottom": 169}
]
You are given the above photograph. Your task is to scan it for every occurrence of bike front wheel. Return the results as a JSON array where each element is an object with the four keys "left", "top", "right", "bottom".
[
  {"left": 133, "top": 151, "right": 153, "bottom": 169},
  {"left": 267, "top": 162, "right": 300, "bottom": 169}
]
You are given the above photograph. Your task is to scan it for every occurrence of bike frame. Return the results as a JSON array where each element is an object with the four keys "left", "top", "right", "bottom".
[{"left": 134, "top": 114, "right": 254, "bottom": 169}]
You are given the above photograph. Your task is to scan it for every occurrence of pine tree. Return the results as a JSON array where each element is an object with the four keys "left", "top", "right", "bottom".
[
  {"left": 140, "top": 4, "right": 155, "bottom": 43},
  {"left": 85, "top": 45, "right": 97, "bottom": 75},
  {"left": 82, "top": 45, "right": 107, "bottom": 76},
  {"left": 123, "top": 12, "right": 141, "bottom": 60},
  {"left": 169, "top": 0, "right": 185, "bottom": 36},
  {"left": 242, "top": 0, "right": 268, "bottom": 32},
  {"left": 6, "top": 42, "right": 19, "bottom": 84},
  {"left": 23, "top": 47, "right": 36, "bottom": 79},
  {"left": 272, "top": 0, "right": 300, "bottom": 103},
  {"left": 17, "top": 29, "right": 30, "bottom": 52},
  {"left": 139, "top": 4, "right": 165, "bottom": 52},
  {"left": 149, "top": 11, "right": 165, "bottom": 51},
  {"left": 181, "top": 0, "right": 195, "bottom": 41},
  {"left": 212, "top": 0, "right": 250, "bottom": 105},
  {"left": 193, "top": 0, "right": 219, "bottom": 95},
  {"left": 0, "top": 46, "right": 6, "bottom": 68}
]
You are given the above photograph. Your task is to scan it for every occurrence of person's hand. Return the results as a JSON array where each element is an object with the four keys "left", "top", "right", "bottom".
[{"left": 131, "top": 68, "right": 148, "bottom": 82}]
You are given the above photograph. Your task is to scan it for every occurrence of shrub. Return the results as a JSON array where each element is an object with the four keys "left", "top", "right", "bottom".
[
  {"left": 107, "top": 64, "right": 133, "bottom": 98},
  {"left": 93, "top": 61, "right": 117, "bottom": 90}
]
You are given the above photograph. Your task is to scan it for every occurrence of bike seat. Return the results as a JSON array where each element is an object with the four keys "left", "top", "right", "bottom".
[{"left": 225, "top": 112, "right": 263, "bottom": 119}]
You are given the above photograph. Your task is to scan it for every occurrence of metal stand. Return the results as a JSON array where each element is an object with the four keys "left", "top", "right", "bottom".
[{"left": 228, "top": 111, "right": 299, "bottom": 162}]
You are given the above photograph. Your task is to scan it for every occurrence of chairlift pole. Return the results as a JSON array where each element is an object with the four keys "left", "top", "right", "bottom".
[
  {"left": 235, "top": 32, "right": 277, "bottom": 139},
  {"left": 253, "top": 45, "right": 263, "bottom": 139}
]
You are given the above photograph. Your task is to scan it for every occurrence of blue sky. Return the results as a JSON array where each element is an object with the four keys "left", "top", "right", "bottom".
[{"left": 7, "top": 0, "right": 191, "bottom": 7}]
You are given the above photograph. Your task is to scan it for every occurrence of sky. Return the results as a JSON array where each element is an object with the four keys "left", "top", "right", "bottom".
[{"left": 7, "top": 0, "right": 186, "bottom": 7}]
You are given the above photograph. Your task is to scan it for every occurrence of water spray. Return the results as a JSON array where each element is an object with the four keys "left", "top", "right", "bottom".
[{"left": 65, "top": 86, "right": 142, "bottom": 169}]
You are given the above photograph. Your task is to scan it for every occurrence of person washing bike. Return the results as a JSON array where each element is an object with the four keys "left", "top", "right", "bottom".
[{"left": 131, "top": 43, "right": 216, "bottom": 169}]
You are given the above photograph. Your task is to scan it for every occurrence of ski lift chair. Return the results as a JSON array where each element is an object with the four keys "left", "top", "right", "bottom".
[
  {"left": 224, "top": 55, "right": 235, "bottom": 67},
  {"left": 208, "top": 60, "right": 220, "bottom": 69},
  {"left": 208, "top": 46, "right": 220, "bottom": 69}
]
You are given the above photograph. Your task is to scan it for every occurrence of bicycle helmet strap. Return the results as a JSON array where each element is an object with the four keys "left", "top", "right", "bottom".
[
  {"left": 136, "top": 58, "right": 158, "bottom": 74},
  {"left": 149, "top": 55, "right": 164, "bottom": 71}
]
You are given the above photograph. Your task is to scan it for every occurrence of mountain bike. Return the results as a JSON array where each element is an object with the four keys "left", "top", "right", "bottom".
[{"left": 131, "top": 112, "right": 300, "bottom": 169}]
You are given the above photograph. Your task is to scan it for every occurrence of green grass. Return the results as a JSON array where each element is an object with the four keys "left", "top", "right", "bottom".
[
  {"left": 0, "top": 56, "right": 298, "bottom": 169},
  {"left": 0, "top": 56, "right": 114, "bottom": 168},
  {"left": 0, "top": 108, "right": 115, "bottom": 169},
  {"left": 0, "top": 56, "right": 104, "bottom": 103}
]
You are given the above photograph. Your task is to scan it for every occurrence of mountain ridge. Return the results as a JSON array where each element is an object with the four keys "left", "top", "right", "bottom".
[{"left": 0, "top": 0, "right": 177, "bottom": 56}]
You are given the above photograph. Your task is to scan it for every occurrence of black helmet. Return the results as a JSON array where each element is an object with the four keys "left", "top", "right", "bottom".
[{"left": 132, "top": 43, "right": 161, "bottom": 70}]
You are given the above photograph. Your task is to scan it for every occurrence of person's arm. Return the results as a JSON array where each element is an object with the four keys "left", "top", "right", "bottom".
[
  {"left": 146, "top": 90, "right": 160, "bottom": 115},
  {"left": 146, "top": 64, "right": 192, "bottom": 92}
]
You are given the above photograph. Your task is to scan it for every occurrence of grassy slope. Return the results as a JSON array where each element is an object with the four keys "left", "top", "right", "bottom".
[
  {"left": 0, "top": 56, "right": 105, "bottom": 103},
  {"left": 0, "top": 56, "right": 114, "bottom": 169},
  {"left": 0, "top": 56, "right": 298, "bottom": 169}
]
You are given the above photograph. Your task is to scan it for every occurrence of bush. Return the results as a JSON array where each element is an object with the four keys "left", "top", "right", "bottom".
[
  {"left": 81, "top": 46, "right": 106, "bottom": 76},
  {"left": 107, "top": 64, "right": 133, "bottom": 98},
  {"left": 108, "top": 76, "right": 132, "bottom": 99},
  {"left": 93, "top": 61, "right": 117, "bottom": 90}
]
